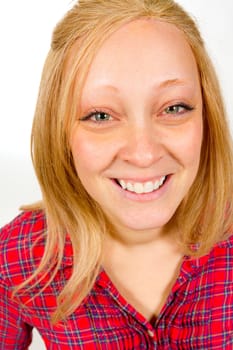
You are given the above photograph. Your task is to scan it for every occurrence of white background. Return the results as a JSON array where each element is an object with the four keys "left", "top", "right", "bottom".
[{"left": 0, "top": 1, "right": 232, "bottom": 349}]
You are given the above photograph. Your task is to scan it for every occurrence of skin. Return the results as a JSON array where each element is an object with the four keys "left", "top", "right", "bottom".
[
  {"left": 71, "top": 19, "right": 203, "bottom": 242},
  {"left": 70, "top": 19, "right": 203, "bottom": 319}
]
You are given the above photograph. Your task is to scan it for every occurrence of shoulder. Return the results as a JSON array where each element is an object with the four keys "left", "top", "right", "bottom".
[
  {"left": 214, "top": 232, "right": 233, "bottom": 253},
  {"left": 0, "top": 210, "right": 47, "bottom": 285},
  {"left": 0, "top": 210, "right": 46, "bottom": 251},
  {"left": 203, "top": 233, "right": 233, "bottom": 280}
]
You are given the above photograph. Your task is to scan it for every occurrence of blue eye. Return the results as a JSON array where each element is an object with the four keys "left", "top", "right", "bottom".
[
  {"left": 92, "top": 112, "right": 111, "bottom": 122},
  {"left": 164, "top": 104, "right": 194, "bottom": 115},
  {"left": 80, "top": 111, "right": 112, "bottom": 122}
]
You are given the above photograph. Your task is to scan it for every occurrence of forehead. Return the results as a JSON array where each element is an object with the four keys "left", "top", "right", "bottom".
[{"left": 82, "top": 19, "right": 200, "bottom": 92}]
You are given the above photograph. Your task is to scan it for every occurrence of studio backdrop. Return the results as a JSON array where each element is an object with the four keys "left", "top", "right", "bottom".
[{"left": 0, "top": 1, "right": 232, "bottom": 349}]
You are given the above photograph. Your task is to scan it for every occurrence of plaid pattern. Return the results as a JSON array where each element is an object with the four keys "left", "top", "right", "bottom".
[{"left": 1, "top": 211, "right": 233, "bottom": 349}]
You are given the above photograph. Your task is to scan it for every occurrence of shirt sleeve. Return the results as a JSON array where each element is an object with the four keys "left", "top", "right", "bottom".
[{"left": 0, "top": 275, "right": 33, "bottom": 350}]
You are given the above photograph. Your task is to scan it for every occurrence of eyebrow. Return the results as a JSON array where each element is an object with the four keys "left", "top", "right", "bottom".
[
  {"left": 97, "top": 78, "right": 191, "bottom": 91},
  {"left": 158, "top": 78, "right": 189, "bottom": 89},
  {"left": 89, "top": 78, "right": 194, "bottom": 96}
]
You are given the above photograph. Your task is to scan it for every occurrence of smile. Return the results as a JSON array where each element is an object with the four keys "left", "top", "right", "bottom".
[{"left": 116, "top": 176, "right": 167, "bottom": 194}]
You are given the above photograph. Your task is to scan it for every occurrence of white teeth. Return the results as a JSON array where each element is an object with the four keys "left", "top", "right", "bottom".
[
  {"left": 118, "top": 176, "right": 166, "bottom": 194},
  {"left": 126, "top": 182, "right": 134, "bottom": 192},
  {"left": 159, "top": 176, "right": 165, "bottom": 186},
  {"left": 119, "top": 180, "right": 127, "bottom": 189},
  {"left": 144, "top": 181, "right": 154, "bottom": 193},
  {"left": 134, "top": 183, "right": 144, "bottom": 194},
  {"left": 153, "top": 180, "right": 160, "bottom": 191}
]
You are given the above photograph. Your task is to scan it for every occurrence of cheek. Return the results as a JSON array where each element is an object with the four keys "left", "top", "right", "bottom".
[
  {"left": 170, "top": 120, "right": 203, "bottom": 167},
  {"left": 70, "top": 129, "right": 116, "bottom": 173}
]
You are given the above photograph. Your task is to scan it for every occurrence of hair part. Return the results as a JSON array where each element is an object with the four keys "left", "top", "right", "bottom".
[{"left": 17, "top": 0, "right": 233, "bottom": 323}]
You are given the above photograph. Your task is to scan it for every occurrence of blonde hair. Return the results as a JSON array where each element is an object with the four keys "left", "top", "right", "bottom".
[{"left": 18, "top": 0, "right": 233, "bottom": 323}]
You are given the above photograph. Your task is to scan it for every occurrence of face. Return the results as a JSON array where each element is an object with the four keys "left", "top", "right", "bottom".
[{"left": 70, "top": 19, "right": 203, "bottom": 241}]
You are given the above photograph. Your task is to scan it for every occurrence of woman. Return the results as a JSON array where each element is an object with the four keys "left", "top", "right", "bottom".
[{"left": 1, "top": 0, "right": 233, "bottom": 348}]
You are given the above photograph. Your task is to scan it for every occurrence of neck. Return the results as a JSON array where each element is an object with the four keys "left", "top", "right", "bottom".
[
  {"left": 102, "top": 225, "right": 184, "bottom": 321},
  {"left": 103, "top": 231, "right": 182, "bottom": 269}
]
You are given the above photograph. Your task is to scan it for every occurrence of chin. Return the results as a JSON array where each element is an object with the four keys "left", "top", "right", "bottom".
[{"left": 117, "top": 213, "right": 174, "bottom": 233}]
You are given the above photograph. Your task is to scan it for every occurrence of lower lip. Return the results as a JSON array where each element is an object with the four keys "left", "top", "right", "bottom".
[{"left": 112, "top": 175, "right": 172, "bottom": 202}]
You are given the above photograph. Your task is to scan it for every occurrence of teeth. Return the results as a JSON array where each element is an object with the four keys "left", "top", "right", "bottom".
[
  {"left": 134, "top": 183, "right": 144, "bottom": 194},
  {"left": 119, "top": 179, "right": 127, "bottom": 189},
  {"left": 118, "top": 176, "right": 166, "bottom": 194},
  {"left": 127, "top": 182, "right": 134, "bottom": 192},
  {"left": 144, "top": 181, "right": 154, "bottom": 193}
]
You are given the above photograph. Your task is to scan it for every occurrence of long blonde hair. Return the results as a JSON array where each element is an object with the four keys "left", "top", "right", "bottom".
[{"left": 18, "top": 0, "right": 233, "bottom": 323}]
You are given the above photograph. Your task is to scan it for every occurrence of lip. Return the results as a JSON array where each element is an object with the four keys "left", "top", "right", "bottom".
[{"left": 112, "top": 174, "right": 172, "bottom": 202}]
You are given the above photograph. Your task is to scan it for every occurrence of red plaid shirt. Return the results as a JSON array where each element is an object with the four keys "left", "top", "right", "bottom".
[{"left": 1, "top": 210, "right": 233, "bottom": 349}]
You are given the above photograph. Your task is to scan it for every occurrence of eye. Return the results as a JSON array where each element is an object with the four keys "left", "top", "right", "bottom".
[
  {"left": 163, "top": 103, "right": 194, "bottom": 115},
  {"left": 91, "top": 112, "right": 112, "bottom": 122},
  {"left": 80, "top": 111, "right": 113, "bottom": 122}
]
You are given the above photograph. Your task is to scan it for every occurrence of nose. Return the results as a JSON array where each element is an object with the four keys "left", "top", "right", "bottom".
[{"left": 119, "top": 122, "right": 163, "bottom": 168}]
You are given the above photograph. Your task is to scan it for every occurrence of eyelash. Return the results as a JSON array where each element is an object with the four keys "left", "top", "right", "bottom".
[
  {"left": 162, "top": 103, "right": 194, "bottom": 116},
  {"left": 80, "top": 110, "right": 113, "bottom": 123},
  {"left": 80, "top": 103, "right": 194, "bottom": 123}
]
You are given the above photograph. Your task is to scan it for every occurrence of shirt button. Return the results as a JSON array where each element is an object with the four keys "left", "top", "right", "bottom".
[{"left": 147, "top": 329, "right": 155, "bottom": 338}]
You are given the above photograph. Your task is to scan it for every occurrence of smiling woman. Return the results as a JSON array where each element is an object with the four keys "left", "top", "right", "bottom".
[
  {"left": 1, "top": 1, "right": 233, "bottom": 349},
  {"left": 70, "top": 19, "right": 203, "bottom": 237}
]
